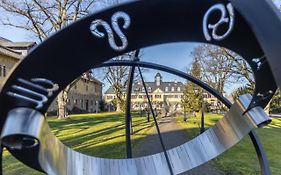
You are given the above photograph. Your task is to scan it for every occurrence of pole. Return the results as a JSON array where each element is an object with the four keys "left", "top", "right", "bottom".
[
  {"left": 124, "top": 50, "right": 140, "bottom": 158},
  {"left": 200, "top": 102, "right": 205, "bottom": 134},
  {"left": 137, "top": 66, "right": 174, "bottom": 175}
]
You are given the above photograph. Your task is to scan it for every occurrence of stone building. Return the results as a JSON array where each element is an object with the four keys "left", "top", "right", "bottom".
[
  {"left": 0, "top": 37, "right": 36, "bottom": 89},
  {"left": 104, "top": 72, "right": 222, "bottom": 112},
  {"left": 48, "top": 75, "right": 103, "bottom": 114},
  {"left": 0, "top": 36, "right": 103, "bottom": 114}
]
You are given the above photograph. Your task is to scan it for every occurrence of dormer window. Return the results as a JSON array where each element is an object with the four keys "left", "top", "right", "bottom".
[
  {"left": 177, "top": 87, "right": 181, "bottom": 92},
  {"left": 148, "top": 87, "right": 152, "bottom": 92},
  {"left": 171, "top": 87, "right": 174, "bottom": 92},
  {"left": 165, "top": 87, "right": 168, "bottom": 92}
]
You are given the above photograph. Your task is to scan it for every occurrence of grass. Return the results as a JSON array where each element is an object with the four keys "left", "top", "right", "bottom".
[
  {"left": 3, "top": 112, "right": 281, "bottom": 174},
  {"left": 3, "top": 112, "right": 154, "bottom": 175},
  {"left": 177, "top": 113, "right": 281, "bottom": 175}
]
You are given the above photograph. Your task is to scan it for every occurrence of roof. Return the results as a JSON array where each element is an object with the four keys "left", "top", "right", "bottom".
[
  {"left": 0, "top": 41, "right": 36, "bottom": 48},
  {"left": 105, "top": 81, "right": 185, "bottom": 94},
  {"left": 155, "top": 72, "right": 162, "bottom": 77},
  {"left": 0, "top": 37, "right": 11, "bottom": 42},
  {"left": 81, "top": 74, "right": 102, "bottom": 85},
  {"left": 0, "top": 45, "right": 22, "bottom": 60},
  {"left": 0, "top": 36, "right": 36, "bottom": 59}
]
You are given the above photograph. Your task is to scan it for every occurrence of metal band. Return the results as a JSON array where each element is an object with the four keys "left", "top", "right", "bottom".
[
  {"left": 0, "top": 94, "right": 271, "bottom": 175},
  {"left": 0, "top": 0, "right": 279, "bottom": 174}
]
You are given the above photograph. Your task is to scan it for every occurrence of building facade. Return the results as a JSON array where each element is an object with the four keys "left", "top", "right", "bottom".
[
  {"left": 48, "top": 74, "right": 103, "bottom": 114},
  {"left": 0, "top": 37, "right": 36, "bottom": 89},
  {"left": 0, "top": 36, "right": 103, "bottom": 114},
  {"left": 104, "top": 73, "right": 222, "bottom": 112},
  {"left": 105, "top": 73, "right": 185, "bottom": 112}
]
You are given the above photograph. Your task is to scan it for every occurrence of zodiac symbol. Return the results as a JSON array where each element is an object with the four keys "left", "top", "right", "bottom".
[
  {"left": 90, "top": 11, "right": 131, "bottom": 51},
  {"left": 7, "top": 78, "right": 59, "bottom": 109},
  {"left": 203, "top": 3, "right": 235, "bottom": 41}
]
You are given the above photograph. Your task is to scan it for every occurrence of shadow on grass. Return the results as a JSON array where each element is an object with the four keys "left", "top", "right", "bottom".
[{"left": 2, "top": 115, "right": 281, "bottom": 175}]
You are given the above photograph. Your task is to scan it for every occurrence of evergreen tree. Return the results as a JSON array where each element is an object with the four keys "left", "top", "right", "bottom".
[
  {"left": 182, "top": 58, "right": 203, "bottom": 114},
  {"left": 270, "top": 89, "right": 281, "bottom": 113}
]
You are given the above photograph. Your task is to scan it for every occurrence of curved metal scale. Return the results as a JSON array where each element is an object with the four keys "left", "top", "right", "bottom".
[
  {"left": 0, "top": 94, "right": 270, "bottom": 175},
  {"left": 0, "top": 0, "right": 280, "bottom": 174}
]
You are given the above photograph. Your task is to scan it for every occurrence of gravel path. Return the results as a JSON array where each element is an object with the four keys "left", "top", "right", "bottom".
[{"left": 133, "top": 115, "right": 225, "bottom": 175}]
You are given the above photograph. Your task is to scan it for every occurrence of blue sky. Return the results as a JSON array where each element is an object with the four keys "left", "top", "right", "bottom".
[{"left": 1, "top": 0, "right": 280, "bottom": 95}]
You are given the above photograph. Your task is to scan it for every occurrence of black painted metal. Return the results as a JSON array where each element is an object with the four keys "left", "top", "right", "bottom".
[
  {"left": 125, "top": 50, "right": 140, "bottom": 158},
  {"left": 230, "top": 0, "right": 281, "bottom": 90},
  {"left": 249, "top": 130, "right": 271, "bottom": 175},
  {"left": 95, "top": 60, "right": 271, "bottom": 175},
  {"left": 0, "top": 0, "right": 279, "bottom": 174},
  {"left": 137, "top": 66, "right": 174, "bottom": 175},
  {"left": 200, "top": 103, "right": 205, "bottom": 134}
]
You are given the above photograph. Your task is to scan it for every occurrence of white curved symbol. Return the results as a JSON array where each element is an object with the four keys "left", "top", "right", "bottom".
[
  {"left": 7, "top": 78, "right": 59, "bottom": 109},
  {"left": 90, "top": 11, "right": 131, "bottom": 51},
  {"left": 203, "top": 3, "right": 235, "bottom": 41}
]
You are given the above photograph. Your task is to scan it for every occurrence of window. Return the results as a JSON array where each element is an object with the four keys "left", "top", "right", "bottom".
[
  {"left": 165, "top": 87, "right": 168, "bottom": 92},
  {"left": 155, "top": 95, "right": 161, "bottom": 98},
  {"left": 175, "top": 95, "right": 178, "bottom": 98},
  {"left": 148, "top": 87, "right": 152, "bottom": 92},
  {"left": 3, "top": 66, "right": 6, "bottom": 77},
  {"left": 171, "top": 87, "right": 174, "bottom": 92},
  {"left": 107, "top": 96, "right": 113, "bottom": 100},
  {"left": 138, "top": 95, "right": 143, "bottom": 98},
  {"left": 142, "top": 87, "right": 145, "bottom": 92},
  {"left": 0, "top": 65, "right": 6, "bottom": 77},
  {"left": 74, "top": 85, "right": 77, "bottom": 89},
  {"left": 74, "top": 99, "right": 77, "bottom": 104},
  {"left": 86, "top": 85, "right": 88, "bottom": 91},
  {"left": 203, "top": 93, "right": 207, "bottom": 98},
  {"left": 94, "top": 85, "right": 97, "bottom": 93},
  {"left": 177, "top": 87, "right": 181, "bottom": 92}
]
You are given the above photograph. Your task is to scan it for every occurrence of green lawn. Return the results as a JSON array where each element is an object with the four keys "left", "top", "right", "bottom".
[
  {"left": 3, "top": 112, "right": 281, "bottom": 175},
  {"left": 3, "top": 112, "right": 154, "bottom": 175},
  {"left": 177, "top": 113, "right": 281, "bottom": 175}
]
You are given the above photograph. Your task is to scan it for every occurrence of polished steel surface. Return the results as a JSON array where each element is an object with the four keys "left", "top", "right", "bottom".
[
  {"left": 1, "top": 108, "right": 44, "bottom": 150},
  {"left": 0, "top": 94, "right": 271, "bottom": 175}
]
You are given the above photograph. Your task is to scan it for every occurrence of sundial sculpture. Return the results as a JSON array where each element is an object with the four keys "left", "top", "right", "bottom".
[{"left": 0, "top": 0, "right": 280, "bottom": 174}]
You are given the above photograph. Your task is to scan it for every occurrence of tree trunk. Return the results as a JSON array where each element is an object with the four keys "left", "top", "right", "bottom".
[
  {"left": 116, "top": 101, "right": 122, "bottom": 112},
  {"left": 57, "top": 91, "right": 68, "bottom": 119}
]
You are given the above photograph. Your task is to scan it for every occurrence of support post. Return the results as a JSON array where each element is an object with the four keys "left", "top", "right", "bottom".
[
  {"left": 137, "top": 66, "right": 174, "bottom": 175},
  {"left": 200, "top": 102, "right": 205, "bottom": 134},
  {"left": 124, "top": 50, "right": 139, "bottom": 158}
]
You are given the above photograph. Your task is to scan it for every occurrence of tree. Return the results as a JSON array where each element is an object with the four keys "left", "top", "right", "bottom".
[
  {"left": 192, "top": 44, "right": 254, "bottom": 95},
  {"left": 231, "top": 85, "right": 254, "bottom": 100},
  {"left": 182, "top": 58, "right": 203, "bottom": 115},
  {"left": 103, "top": 51, "right": 140, "bottom": 112},
  {"left": 269, "top": 89, "right": 281, "bottom": 113},
  {"left": 0, "top": 0, "right": 100, "bottom": 118}
]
